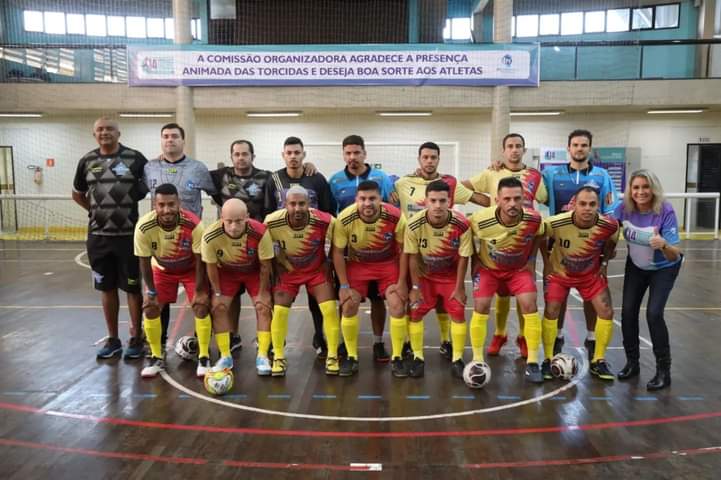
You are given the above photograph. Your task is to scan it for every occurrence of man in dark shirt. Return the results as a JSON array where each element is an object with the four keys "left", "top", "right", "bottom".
[{"left": 72, "top": 117, "right": 148, "bottom": 359}]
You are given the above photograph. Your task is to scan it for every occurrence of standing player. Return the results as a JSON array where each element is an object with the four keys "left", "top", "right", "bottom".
[
  {"left": 264, "top": 186, "right": 340, "bottom": 376},
  {"left": 541, "top": 186, "right": 620, "bottom": 380},
  {"left": 463, "top": 133, "right": 547, "bottom": 359},
  {"left": 144, "top": 123, "right": 216, "bottom": 353},
  {"left": 329, "top": 135, "right": 397, "bottom": 362},
  {"left": 542, "top": 129, "right": 619, "bottom": 359},
  {"left": 201, "top": 199, "right": 274, "bottom": 374},
  {"left": 469, "top": 177, "right": 546, "bottom": 383},
  {"left": 134, "top": 184, "right": 211, "bottom": 378},
  {"left": 72, "top": 117, "right": 148, "bottom": 360},
  {"left": 404, "top": 181, "right": 473, "bottom": 378},
  {"left": 397, "top": 142, "right": 485, "bottom": 360},
  {"left": 332, "top": 180, "right": 407, "bottom": 376}
]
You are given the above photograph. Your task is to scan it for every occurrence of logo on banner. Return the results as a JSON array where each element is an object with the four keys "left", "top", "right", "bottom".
[
  {"left": 141, "top": 56, "right": 174, "bottom": 75},
  {"left": 500, "top": 54, "right": 513, "bottom": 67}
]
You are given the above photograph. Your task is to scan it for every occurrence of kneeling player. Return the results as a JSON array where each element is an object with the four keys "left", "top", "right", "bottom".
[
  {"left": 541, "top": 186, "right": 619, "bottom": 380},
  {"left": 201, "top": 198, "right": 274, "bottom": 375},
  {"left": 332, "top": 180, "right": 408, "bottom": 376},
  {"left": 469, "top": 177, "right": 545, "bottom": 383},
  {"left": 264, "top": 186, "right": 340, "bottom": 376},
  {"left": 134, "top": 183, "right": 211, "bottom": 378},
  {"left": 404, "top": 180, "right": 472, "bottom": 378}
]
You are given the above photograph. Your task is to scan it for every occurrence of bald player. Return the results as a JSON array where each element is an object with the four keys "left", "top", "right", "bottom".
[{"left": 201, "top": 198, "right": 274, "bottom": 375}]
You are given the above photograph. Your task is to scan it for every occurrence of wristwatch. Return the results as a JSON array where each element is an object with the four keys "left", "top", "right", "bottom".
[
  {"left": 412, "top": 284, "right": 421, "bottom": 290},
  {"left": 147, "top": 289, "right": 157, "bottom": 297},
  {"left": 339, "top": 284, "right": 350, "bottom": 289}
]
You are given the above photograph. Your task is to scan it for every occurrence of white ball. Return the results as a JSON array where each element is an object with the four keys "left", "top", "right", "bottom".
[
  {"left": 551, "top": 353, "right": 578, "bottom": 380},
  {"left": 174, "top": 335, "right": 198, "bottom": 361},
  {"left": 462, "top": 361, "right": 492, "bottom": 389}
]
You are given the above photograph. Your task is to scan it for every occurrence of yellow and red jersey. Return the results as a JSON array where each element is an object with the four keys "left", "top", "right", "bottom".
[
  {"left": 470, "top": 207, "right": 544, "bottom": 271},
  {"left": 201, "top": 218, "right": 274, "bottom": 273},
  {"left": 544, "top": 211, "right": 620, "bottom": 279},
  {"left": 468, "top": 165, "right": 547, "bottom": 209},
  {"left": 395, "top": 173, "right": 474, "bottom": 218},
  {"left": 264, "top": 208, "right": 335, "bottom": 274},
  {"left": 333, "top": 202, "right": 405, "bottom": 263},
  {"left": 404, "top": 209, "right": 473, "bottom": 279},
  {"left": 134, "top": 208, "right": 202, "bottom": 274}
]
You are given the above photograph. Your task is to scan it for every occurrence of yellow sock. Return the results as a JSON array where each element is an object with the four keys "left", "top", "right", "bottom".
[
  {"left": 494, "top": 295, "right": 510, "bottom": 336},
  {"left": 470, "top": 312, "right": 488, "bottom": 362},
  {"left": 195, "top": 315, "right": 211, "bottom": 358},
  {"left": 593, "top": 317, "right": 614, "bottom": 362},
  {"left": 542, "top": 317, "right": 558, "bottom": 360},
  {"left": 271, "top": 305, "right": 290, "bottom": 359},
  {"left": 450, "top": 321, "right": 467, "bottom": 362},
  {"left": 523, "top": 312, "right": 542, "bottom": 364},
  {"left": 257, "top": 331, "right": 271, "bottom": 358},
  {"left": 216, "top": 331, "right": 230, "bottom": 358},
  {"left": 437, "top": 313, "right": 451, "bottom": 343},
  {"left": 408, "top": 320, "right": 424, "bottom": 360},
  {"left": 390, "top": 316, "right": 407, "bottom": 359},
  {"left": 341, "top": 315, "right": 360, "bottom": 359},
  {"left": 143, "top": 316, "right": 162, "bottom": 358},
  {"left": 319, "top": 300, "right": 340, "bottom": 359},
  {"left": 517, "top": 298, "right": 526, "bottom": 336}
]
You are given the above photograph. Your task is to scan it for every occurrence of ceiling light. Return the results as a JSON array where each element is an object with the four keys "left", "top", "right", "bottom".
[
  {"left": 647, "top": 109, "right": 704, "bottom": 114},
  {"left": 0, "top": 112, "right": 43, "bottom": 118},
  {"left": 510, "top": 111, "right": 563, "bottom": 116},
  {"left": 246, "top": 111, "right": 303, "bottom": 118},
  {"left": 119, "top": 112, "right": 174, "bottom": 118},
  {"left": 376, "top": 111, "right": 433, "bottom": 117}
]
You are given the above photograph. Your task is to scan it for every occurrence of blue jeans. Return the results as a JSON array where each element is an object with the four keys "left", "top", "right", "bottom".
[{"left": 621, "top": 258, "right": 681, "bottom": 368}]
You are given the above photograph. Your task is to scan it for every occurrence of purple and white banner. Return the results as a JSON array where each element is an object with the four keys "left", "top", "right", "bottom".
[{"left": 128, "top": 44, "right": 539, "bottom": 87}]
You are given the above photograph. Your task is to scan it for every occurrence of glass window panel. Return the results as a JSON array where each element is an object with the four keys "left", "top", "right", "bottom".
[
  {"left": 451, "top": 17, "right": 471, "bottom": 40},
  {"left": 44, "top": 11, "right": 66, "bottom": 35},
  {"left": 606, "top": 8, "right": 630, "bottom": 32},
  {"left": 66, "top": 13, "right": 85, "bottom": 34},
  {"left": 164, "top": 18, "right": 174, "bottom": 39},
  {"left": 539, "top": 14, "right": 559, "bottom": 35},
  {"left": 126, "top": 16, "right": 146, "bottom": 38},
  {"left": 190, "top": 19, "right": 197, "bottom": 38},
  {"left": 516, "top": 14, "right": 538, "bottom": 37},
  {"left": 655, "top": 4, "right": 679, "bottom": 28},
  {"left": 584, "top": 11, "right": 605, "bottom": 33},
  {"left": 195, "top": 19, "right": 202, "bottom": 40},
  {"left": 511, "top": 16, "right": 515, "bottom": 37},
  {"left": 147, "top": 18, "right": 164, "bottom": 38},
  {"left": 24, "top": 10, "right": 44, "bottom": 32},
  {"left": 632, "top": 7, "right": 653, "bottom": 29},
  {"left": 561, "top": 12, "right": 583, "bottom": 35},
  {"left": 86, "top": 15, "right": 107, "bottom": 36},
  {"left": 107, "top": 16, "right": 125, "bottom": 36}
]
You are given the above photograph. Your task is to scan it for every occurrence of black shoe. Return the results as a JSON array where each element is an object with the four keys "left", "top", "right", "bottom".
[
  {"left": 230, "top": 334, "right": 242, "bottom": 353},
  {"left": 451, "top": 359, "right": 465, "bottom": 378},
  {"left": 541, "top": 359, "right": 553, "bottom": 380},
  {"left": 590, "top": 359, "right": 615, "bottom": 381},
  {"left": 338, "top": 342, "right": 348, "bottom": 359},
  {"left": 401, "top": 341, "right": 413, "bottom": 360},
  {"left": 617, "top": 362, "right": 640, "bottom": 380},
  {"left": 584, "top": 338, "right": 596, "bottom": 363},
  {"left": 553, "top": 336, "right": 564, "bottom": 356},
  {"left": 124, "top": 336, "right": 144, "bottom": 360},
  {"left": 646, "top": 368, "right": 671, "bottom": 391},
  {"left": 409, "top": 357, "right": 425, "bottom": 378},
  {"left": 525, "top": 362, "right": 544, "bottom": 384},
  {"left": 312, "top": 334, "right": 328, "bottom": 361},
  {"left": 373, "top": 342, "right": 390, "bottom": 363},
  {"left": 339, "top": 357, "right": 359, "bottom": 377},
  {"left": 96, "top": 337, "right": 122, "bottom": 359},
  {"left": 439, "top": 341, "right": 452, "bottom": 361},
  {"left": 391, "top": 357, "right": 409, "bottom": 378}
]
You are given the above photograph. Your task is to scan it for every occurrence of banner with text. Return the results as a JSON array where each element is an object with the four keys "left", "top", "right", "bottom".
[{"left": 127, "top": 44, "right": 539, "bottom": 87}]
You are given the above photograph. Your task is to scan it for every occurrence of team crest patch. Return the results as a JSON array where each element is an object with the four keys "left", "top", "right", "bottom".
[
  {"left": 247, "top": 248, "right": 256, "bottom": 256},
  {"left": 180, "top": 239, "right": 191, "bottom": 249},
  {"left": 450, "top": 238, "right": 460, "bottom": 248},
  {"left": 384, "top": 232, "right": 394, "bottom": 240},
  {"left": 112, "top": 163, "right": 130, "bottom": 176}
]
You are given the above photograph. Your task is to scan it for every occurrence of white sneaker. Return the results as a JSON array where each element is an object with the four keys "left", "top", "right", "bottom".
[
  {"left": 212, "top": 355, "right": 233, "bottom": 372},
  {"left": 256, "top": 356, "right": 271, "bottom": 376},
  {"left": 196, "top": 356, "right": 210, "bottom": 378},
  {"left": 141, "top": 356, "right": 165, "bottom": 378}
]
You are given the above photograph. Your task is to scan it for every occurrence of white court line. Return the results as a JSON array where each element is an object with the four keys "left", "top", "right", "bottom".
[
  {"left": 160, "top": 348, "right": 589, "bottom": 423},
  {"left": 74, "top": 250, "right": 90, "bottom": 269}
]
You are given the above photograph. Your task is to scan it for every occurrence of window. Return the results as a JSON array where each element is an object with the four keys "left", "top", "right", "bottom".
[
  {"left": 584, "top": 11, "right": 605, "bottom": 33},
  {"left": 192, "top": 18, "right": 202, "bottom": 40},
  {"left": 561, "top": 12, "right": 583, "bottom": 35},
  {"left": 23, "top": 10, "right": 44, "bottom": 32},
  {"left": 443, "top": 17, "right": 471, "bottom": 41},
  {"left": 655, "top": 4, "right": 679, "bottom": 28},
  {"left": 126, "top": 16, "right": 146, "bottom": 38},
  {"left": 107, "top": 16, "right": 125, "bottom": 36},
  {"left": 86, "top": 14, "right": 107, "bottom": 36},
  {"left": 44, "top": 11, "right": 66, "bottom": 35},
  {"left": 606, "top": 8, "right": 630, "bottom": 32},
  {"left": 539, "top": 14, "right": 559, "bottom": 35},
  {"left": 511, "top": 16, "right": 515, "bottom": 37},
  {"left": 632, "top": 7, "right": 653, "bottom": 29},
  {"left": 147, "top": 18, "right": 165, "bottom": 38},
  {"left": 66, "top": 14, "right": 85, "bottom": 35},
  {"left": 164, "top": 18, "right": 174, "bottom": 39},
  {"left": 516, "top": 14, "right": 538, "bottom": 37}
]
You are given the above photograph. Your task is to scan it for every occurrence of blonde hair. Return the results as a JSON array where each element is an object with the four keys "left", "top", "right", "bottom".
[{"left": 624, "top": 169, "right": 664, "bottom": 214}]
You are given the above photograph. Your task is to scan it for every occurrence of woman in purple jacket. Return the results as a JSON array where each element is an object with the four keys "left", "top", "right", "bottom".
[{"left": 614, "top": 170, "right": 682, "bottom": 390}]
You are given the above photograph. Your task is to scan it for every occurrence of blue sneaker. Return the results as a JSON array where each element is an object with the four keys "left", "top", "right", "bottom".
[
  {"left": 97, "top": 337, "right": 122, "bottom": 359},
  {"left": 256, "top": 356, "right": 271, "bottom": 376},
  {"left": 124, "top": 336, "right": 144, "bottom": 360},
  {"left": 212, "top": 355, "right": 233, "bottom": 372}
]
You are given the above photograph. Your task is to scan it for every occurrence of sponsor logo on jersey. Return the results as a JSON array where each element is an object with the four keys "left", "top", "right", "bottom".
[{"left": 112, "top": 163, "right": 130, "bottom": 176}]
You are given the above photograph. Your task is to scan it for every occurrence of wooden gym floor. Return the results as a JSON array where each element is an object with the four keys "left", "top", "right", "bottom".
[{"left": 1, "top": 239, "right": 720, "bottom": 479}]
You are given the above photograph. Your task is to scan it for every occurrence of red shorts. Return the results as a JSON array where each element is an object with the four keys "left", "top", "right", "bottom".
[
  {"left": 472, "top": 266, "right": 536, "bottom": 299},
  {"left": 274, "top": 268, "right": 329, "bottom": 297},
  {"left": 347, "top": 260, "right": 399, "bottom": 298},
  {"left": 544, "top": 273, "right": 608, "bottom": 303},
  {"left": 411, "top": 277, "right": 465, "bottom": 321},
  {"left": 153, "top": 268, "right": 196, "bottom": 305},
  {"left": 218, "top": 268, "right": 261, "bottom": 298}
]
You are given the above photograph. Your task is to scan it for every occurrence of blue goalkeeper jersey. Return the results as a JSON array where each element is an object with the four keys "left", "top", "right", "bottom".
[
  {"left": 542, "top": 162, "right": 619, "bottom": 215},
  {"left": 328, "top": 164, "right": 395, "bottom": 214}
]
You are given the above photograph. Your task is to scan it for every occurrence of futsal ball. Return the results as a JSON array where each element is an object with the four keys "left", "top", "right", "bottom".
[
  {"left": 174, "top": 335, "right": 198, "bottom": 361},
  {"left": 551, "top": 353, "right": 579, "bottom": 380},
  {"left": 462, "top": 361, "right": 492, "bottom": 389},
  {"left": 204, "top": 369, "right": 234, "bottom": 396}
]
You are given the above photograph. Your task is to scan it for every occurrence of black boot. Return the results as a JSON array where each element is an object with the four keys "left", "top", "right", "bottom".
[
  {"left": 617, "top": 361, "right": 640, "bottom": 380},
  {"left": 646, "top": 367, "right": 671, "bottom": 391}
]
